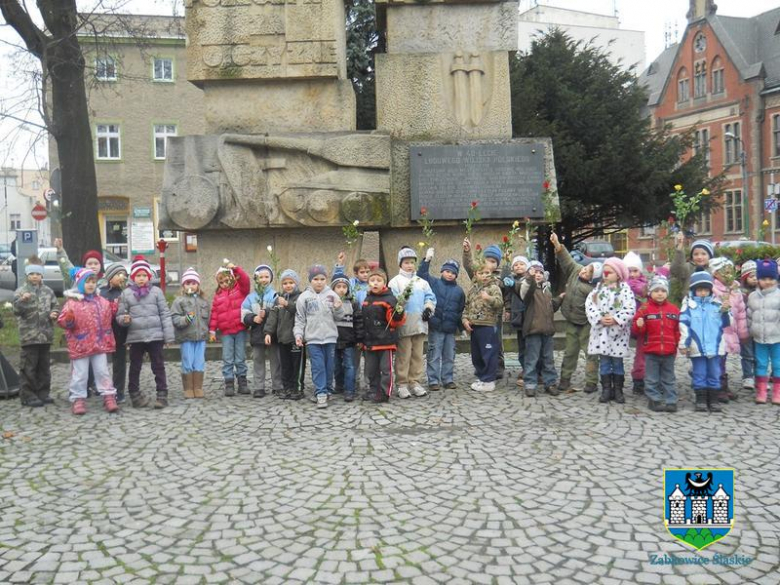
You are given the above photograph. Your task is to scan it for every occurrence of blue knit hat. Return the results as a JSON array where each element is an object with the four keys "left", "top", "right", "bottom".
[
  {"left": 279, "top": 269, "right": 300, "bottom": 287},
  {"left": 689, "top": 271, "right": 714, "bottom": 291},
  {"left": 756, "top": 259, "right": 778, "bottom": 281},
  {"left": 331, "top": 274, "right": 350, "bottom": 291},
  {"left": 483, "top": 245, "right": 502, "bottom": 264},
  {"left": 441, "top": 259, "right": 460, "bottom": 276},
  {"left": 254, "top": 264, "right": 273, "bottom": 282},
  {"left": 690, "top": 239, "right": 714, "bottom": 260}
]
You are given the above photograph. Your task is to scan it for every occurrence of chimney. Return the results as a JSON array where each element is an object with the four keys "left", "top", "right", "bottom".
[{"left": 687, "top": 0, "right": 717, "bottom": 22}]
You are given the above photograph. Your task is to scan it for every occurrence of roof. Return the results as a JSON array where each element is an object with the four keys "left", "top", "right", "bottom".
[
  {"left": 669, "top": 485, "right": 686, "bottom": 499},
  {"left": 640, "top": 7, "right": 780, "bottom": 105},
  {"left": 712, "top": 484, "right": 730, "bottom": 500},
  {"left": 76, "top": 13, "right": 185, "bottom": 41}
]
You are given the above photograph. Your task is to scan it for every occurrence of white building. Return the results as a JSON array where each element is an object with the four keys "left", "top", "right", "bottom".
[
  {"left": 518, "top": 4, "right": 646, "bottom": 72},
  {"left": 0, "top": 168, "right": 52, "bottom": 251}
]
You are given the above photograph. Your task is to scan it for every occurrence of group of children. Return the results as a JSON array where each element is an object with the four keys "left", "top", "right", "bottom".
[{"left": 11, "top": 232, "right": 780, "bottom": 415}]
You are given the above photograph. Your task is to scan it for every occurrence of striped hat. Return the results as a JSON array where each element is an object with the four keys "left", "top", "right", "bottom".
[
  {"left": 740, "top": 260, "right": 757, "bottom": 279},
  {"left": 689, "top": 271, "right": 714, "bottom": 290},
  {"left": 130, "top": 256, "right": 153, "bottom": 279},
  {"left": 648, "top": 276, "right": 669, "bottom": 293},
  {"left": 72, "top": 267, "right": 96, "bottom": 294},
  {"left": 181, "top": 267, "right": 201, "bottom": 285},
  {"left": 104, "top": 263, "right": 128, "bottom": 284}
]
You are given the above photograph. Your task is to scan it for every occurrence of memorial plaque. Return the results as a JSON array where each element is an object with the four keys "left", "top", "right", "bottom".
[{"left": 410, "top": 143, "right": 546, "bottom": 220}]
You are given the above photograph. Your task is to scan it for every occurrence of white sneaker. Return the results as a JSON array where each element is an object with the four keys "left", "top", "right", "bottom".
[
  {"left": 411, "top": 383, "right": 428, "bottom": 397},
  {"left": 397, "top": 385, "right": 411, "bottom": 399},
  {"left": 316, "top": 394, "right": 328, "bottom": 408},
  {"left": 471, "top": 381, "right": 483, "bottom": 391},
  {"left": 480, "top": 381, "right": 496, "bottom": 392},
  {"left": 743, "top": 378, "right": 755, "bottom": 390}
]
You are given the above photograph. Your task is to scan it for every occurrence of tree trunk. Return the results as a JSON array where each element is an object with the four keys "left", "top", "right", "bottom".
[{"left": 46, "top": 36, "right": 101, "bottom": 263}]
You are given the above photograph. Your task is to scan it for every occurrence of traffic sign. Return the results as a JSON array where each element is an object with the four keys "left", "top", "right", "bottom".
[
  {"left": 31, "top": 204, "right": 48, "bottom": 221},
  {"left": 765, "top": 198, "right": 778, "bottom": 212},
  {"left": 43, "top": 188, "right": 55, "bottom": 202}
]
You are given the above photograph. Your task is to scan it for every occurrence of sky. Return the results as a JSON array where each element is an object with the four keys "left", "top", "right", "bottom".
[{"left": 1, "top": 0, "right": 779, "bottom": 169}]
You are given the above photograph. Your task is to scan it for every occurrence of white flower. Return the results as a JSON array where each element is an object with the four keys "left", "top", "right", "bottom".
[
  {"left": 353, "top": 220, "right": 359, "bottom": 227},
  {"left": 223, "top": 258, "right": 230, "bottom": 264},
  {"left": 266, "top": 245, "right": 273, "bottom": 253},
  {"left": 3, "top": 302, "right": 11, "bottom": 310}
]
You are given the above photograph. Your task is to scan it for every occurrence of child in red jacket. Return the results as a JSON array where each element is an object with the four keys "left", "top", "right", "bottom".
[
  {"left": 209, "top": 260, "right": 251, "bottom": 396},
  {"left": 632, "top": 276, "right": 681, "bottom": 412}
]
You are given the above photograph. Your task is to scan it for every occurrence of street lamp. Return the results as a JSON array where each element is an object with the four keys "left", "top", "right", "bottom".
[{"left": 724, "top": 131, "right": 750, "bottom": 240}]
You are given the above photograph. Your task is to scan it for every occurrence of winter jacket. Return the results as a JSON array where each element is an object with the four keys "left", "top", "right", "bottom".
[
  {"left": 505, "top": 274, "right": 526, "bottom": 330},
  {"left": 627, "top": 275, "right": 648, "bottom": 308},
  {"left": 519, "top": 276, "right": 560, "bottom": 337},
  {"left": 556, "top": 247, "right": 594, "bottom": 326},
  {"left": 294, "top": 285, "right": 345, "bottom": 345},
  {"left": 679, "top": 293, "right": 731, "bottom": 357},
  {"left": 335, "top": 298, "right": 364, "bottom": 348},
  {"left": 170, "top": 293, "right": 211, "bottom": 343},
  {"left": 671, "top": 250, "right": 710, "bottom": 292},
  {"left": 13, "top": 282, "right": 58, "bottom": 346},
  {"left": 117, "top": 286, "right": 175, "bottom": 344},
  {"left": 586, "top": 282, "right": 637, "bottom": 357},
  {"left": 99, "top": 284, "right": 128, "bottom": 347},
  {"left": 631, "top": 300, "right": 681, "bottom": 356},
  {"left": 388, "top": 271, "right": 436, "bottom": 337},
  {"left": 333, "top": 264, "right": 370, "bottom": 306},
  {"left": 417, "top": 259, "right": 465, "bottom": 334},
  {"left": 711, "top": 278, "right": 748, "bottom": 353},
  {"left": 463, "top": 279, "right": 504, "bottom": 327},
  {"left": 747, "top": 286, "right": 780, "bottom": 345},
  {"left": 362, "top": 288, "right": 406, "bottom": 351},
  {"left": 264, "top": 289, "right": 302, "bottom": 345},
  {"left": 209, "top": 266, "right": 250, "bottom": 336},
  {"left": 57, "top": 290, "right": 117, "bottom": 359},
  {"left": 241, "top": 285, "right": 278, "bottom": 346}
]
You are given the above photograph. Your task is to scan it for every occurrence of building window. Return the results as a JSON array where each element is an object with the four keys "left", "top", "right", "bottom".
[
  {"left": 711, "top": 57, "right": 724, "bottom": 94},
  {"left": 9, "top": 214, "right": 21, "bottom": 231},
  {"left": 639, "top": 225, "right": 656, "bottom": 238},
  {"left": 677, "top": 68, "right": 689, "bottom": 102},
  {"left": 104, "top": 216, "right": 129, "bottom": 260},
  {"left": 694, "top": 128, "right": 710, "bottom": 172},
  {"left": 156, "top": 200, "right": 179, "bottom": 241},
  {"left": 694, "top": 61, "right": 707, "bottom": 98},
  {"left": 153, "top": 124, "right": 177, "bottom": 160},
  {"left": 96, "top": 124, "right": 121, "bottom": 160},
  {"left": 724, "top": 122, "right": 741, "bottom": 166},
  {"left": 693, "top": 210, "right": 711, "bottom": 235},
  {"left": 95, "top": 56, "right": 117, "bottom": 81},
  {"left": 153, "top": 58, "right": 173, "bottom": 82},
  {"left": 774, "top": 114, "right": 780, "bottom": 157},
  {"left": 725, "top": 190, "right": 743, "bottom": 233}
]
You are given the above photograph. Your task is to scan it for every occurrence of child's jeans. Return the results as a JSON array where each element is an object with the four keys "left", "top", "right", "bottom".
[
  {"left": 754, "top": 342, "right": 780, "bottom": 377},
  {"left": 427, "top": 330, "right": 456, "bottom": 386},
  {"left": 308, "top": 343, "right": 336, "bottom": 396},
  {"left": 471, "top": 325, "right": 500, "bottom": 382},
  {"left": 69, "top": 353, "right": 115, "bottom": 402},
  {"left": 740, "top": 339, "right": 755, "bottom": 379},
  {"left": 644, "top": 353, "right": 677, "bottom": 404},
  {"left": 181, "top": 341, "right": 206, "bottom": 374},
  {"left": 599, "top": 355, "right": 625, "bottom": 376},
  {"left": 252, "top": 342, "right": 282, "bottom": 393},
  {"left": 221, "top": 330, "right": 247, "bottom": 380},
  {"left": 129, "top": 341, "right": 168, "bottom": 394},
  {"left": 690, "top": 356, "right": 721, "bottom": 390},
  {"left": 523, "top": 334, "right": 557, "bottom": 389},
  {"left": 335, "top": 345, "right": 356, "bottom": 396}
]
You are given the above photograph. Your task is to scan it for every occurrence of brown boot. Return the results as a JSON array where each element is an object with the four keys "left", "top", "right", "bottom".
[
  {"left": 192, "top": 371, "right": 205, "bottom": 398},
  {"left": 182, "top": 373, "right": 195, "bottom": 399}
]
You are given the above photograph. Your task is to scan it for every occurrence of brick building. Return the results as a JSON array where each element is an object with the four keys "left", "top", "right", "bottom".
[{"left": 629, "top": 0, "right": 780, "bottom": 263}]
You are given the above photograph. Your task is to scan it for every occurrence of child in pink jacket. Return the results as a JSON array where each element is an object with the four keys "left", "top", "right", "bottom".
[
  {"left": 57, "top": 268, "right": 119, "bottom": 416},
  {"left": 709, "top": 257, "right": 748, "bottom": 402},
  {"left": 624, "top": 252, "right": 648, "bottom": 396}
]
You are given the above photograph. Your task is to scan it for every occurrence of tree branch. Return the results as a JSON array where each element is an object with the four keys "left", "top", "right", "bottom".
[
  {"left": 0, "top": 111, "right": 48, "bottom": 131},
  {"left": 0, "top": 0, "right": 48, "bottom": 58}
]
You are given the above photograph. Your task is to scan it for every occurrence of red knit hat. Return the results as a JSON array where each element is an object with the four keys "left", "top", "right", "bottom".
[
  {"left": 81, "top": 250, "right": 104, "bottom": 270},
  {"left": 130, "top": 255, "right": 153, "bottom": 280}
]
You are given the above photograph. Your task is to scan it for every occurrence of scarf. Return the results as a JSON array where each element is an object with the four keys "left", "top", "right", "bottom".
[{"left": 130, "top": 283, "right": 151, "bottom": 299}]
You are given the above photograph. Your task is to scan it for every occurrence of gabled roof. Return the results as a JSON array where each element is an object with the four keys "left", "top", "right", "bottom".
[
  {"left": 669, "top": 485, "right": 686, "bottom": 500},
  {"left": 712, "top": 484, "right": 730, "bottom": 500},
  {"left": 639, "top": 43, "right": 678, "bottom": 106}
]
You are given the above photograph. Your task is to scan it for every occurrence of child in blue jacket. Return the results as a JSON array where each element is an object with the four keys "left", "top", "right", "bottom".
[
  {"left": 418, "top": 248, "right": 466, "bottom": 391},
  {"left": 679, "top": 271, "right": 731, "bottom": 413},
  {"left": 241, "top": 264, "right": 281, "bottom": 397}
]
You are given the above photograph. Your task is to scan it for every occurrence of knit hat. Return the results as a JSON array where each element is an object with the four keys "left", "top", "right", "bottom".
[
  {"left": 740, "top": 260, "right": 757, "bottom": 280},
  {"left": 279, "top": 269, "right": 300, "bottom": 287},
  {"left": 623, "top": 251, "right": 643, "bottom": 272},
  {"left": 590, "top": 262, "right": 604, "bottom": 282},
  {"left": 368, "top": 267, "right": 387, "bottom": 283},
  {"left": 511, "top": 255, "right": 529, "bottom": 269},
  {"left": 756, "top": 259, "right": 778, "bottom": 280},
  {"left": 253, "top": 264, "right": 274, "bottom": 282},
  {"left": 308, "top": 264, "right": 327, "bottom": 281},
  {"left": 130, "top": 256, "right": 153, "bottom": 280},
  {"left": 689, "top": 271, "right": 714, "bottom": 290},
  {"left": 528, "top": 260, "right": 544, "bottom": 273},
  {"left": 708, "top": 257, "right": 733, "bottom": 275},
  {"left": 690, "top": 239, "right": 715, "bottom": 260},
  {"left": 72, "top": 267, "right": 96, "bottom": 294},
  {"left": 603, "top": 257, "right": 629, "bottom": 282},
  {"left": 104, "top": 263, "right": 128, "bottom": 284},
  {"left": 648, "top": 276, "right": 669, "bottom": 293},
  {"left": 654, "top": 265, "right": 671, "bottom": 279},
  {"left": 331, "top": 274, "right": 350, "bottom": 291},
  {"left": 483, "top": 245, "right": 502, "bottom": 265},
  {"left": 441, "top": 259, "right": 460, "bottom": 276},
  {"left": 397, "top": 246, "right": 418, "bottom": 266},
  {"left": 181, "top": 267, "right": 201, "bottom": 285},
  {"left": 24, "top": 258, "right": 44, "bottom": 275},
  {"left": 81, "top": 250, "right": 104, "bottom": 270}
]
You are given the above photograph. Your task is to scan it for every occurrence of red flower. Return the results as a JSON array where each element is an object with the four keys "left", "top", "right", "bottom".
[
  {"left": 543, "top": 181, "right": 550, "bottom": 191},
  {"left": 475, "top": 244, "right": 482, "bottom": 251},
  {"left": 502, "top": 235, "right": 509, "bottom": 243},
  {"left": 736, "top": 248, "right": 743, "bottom": 256},
  {"left": 420, "top": 206, "right": 428, "bottom": 215},
  {"left": 471, "top": 200, "right": 478, "bottom": 208}
]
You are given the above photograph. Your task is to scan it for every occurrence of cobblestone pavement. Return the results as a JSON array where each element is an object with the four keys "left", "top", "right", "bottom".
[{"left": 1, "top": 351, "right": 779, "bottom": 585}]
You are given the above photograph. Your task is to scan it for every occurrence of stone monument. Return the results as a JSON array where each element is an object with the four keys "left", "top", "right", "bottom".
[{"left": 161, "top": 0, "right": 559, "bottom": 276}]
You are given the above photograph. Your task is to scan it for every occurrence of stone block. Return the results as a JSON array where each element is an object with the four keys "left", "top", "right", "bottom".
[
  {"left": 376, "top": 51, "right": 512, "bottom": 140},
  {"left": 385, "top": 3, "right": 518, "bottom": 54}
]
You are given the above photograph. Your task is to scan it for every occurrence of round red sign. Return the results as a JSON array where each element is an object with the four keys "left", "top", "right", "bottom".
[{"left": 31, "top": 204, "right": 48, "bottom": 221}]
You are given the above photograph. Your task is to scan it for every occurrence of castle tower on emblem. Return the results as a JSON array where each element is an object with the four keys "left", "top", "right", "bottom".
[
  {"left": 666, "top": 473, "right": 733, "bottom": 528},
  {"left": 712, "top": 484, "right": 730, "bottom": 524},
  {"left": 668, "top": 485, "right": 686, "bottom": 524}
]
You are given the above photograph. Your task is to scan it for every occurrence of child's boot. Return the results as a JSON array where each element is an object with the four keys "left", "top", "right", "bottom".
[
  {"left": 694, "top": 389, "right": 708, "bottom": 412},
  {"left": 613, "top": 375, "right": 626, "bottom": 404},
  {"left": 755, "top": 376, "right": 769, "bottom": 404},
  {"left": 598, "top": 375, "right": 613, "bottom": 403},
  {"left": 72, "top": 398, "right": 87, "bottom": 416},
  {"left": 192, "top": 372, "right": 205, "bottom": 398},
  {"left": 253, "top": 384, "right": 266, "bottom": 399},
  {"left": 103, "top": 394, "right": 119, "bottom": 413},
  {"left": 224, "top": 378, "right": 235, "bottom": 397},
  {"left": 154, "top": 390, "right": 169, "bottom": 409},
  {"left": 718, "top": 373, "right": 731, "bottom": 403},
  {"left": 707, "top": 388, "right": 722, "bottom": 412},
  {"left": 237, "top": 375, "right": 250, "bottom": 395},
  {"left": 129, "top": 391, "right": 150, "bottom": 408},
  {"left": 771, "top": 377, "right": 780, "bottom": 405},
  {"left": 632, "top": 378, "right": 644, "bottom": 396},
  {"left": 182, "top": 373, "right": 195, "bottom": 399}
]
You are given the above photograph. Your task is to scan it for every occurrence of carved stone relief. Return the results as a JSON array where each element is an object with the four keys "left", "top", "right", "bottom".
[{"left": 443, "top": 50, "right": 493, "bottom": 130}]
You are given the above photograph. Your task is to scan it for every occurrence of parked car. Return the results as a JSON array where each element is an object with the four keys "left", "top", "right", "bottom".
[
  {"left": 713, "top": 240, "right": 774, "bottom": 249},
  {"left": 574, "top": 240, "right": 615, "bottom": 259},
  {"left": 569, "top": 249, "right": 598, "bottom": 266},
  {"left": 0, "top": 244, "right": 11, "bottom": 262}
]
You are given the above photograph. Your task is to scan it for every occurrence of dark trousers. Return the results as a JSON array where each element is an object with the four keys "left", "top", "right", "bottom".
[
  {"left": 19, "top": 344, "right": 51, "bottom": 403},
  {"left": 365, "top": 349, "right": 394, "bottom": 400},
  {"left": 471, "top": 325, "right": 500, "bottom": 382},
  {"left": 516, "top": 329, "right": 525, "bottom": 368},
  {"left": 128, "top": 341, "right": 167, "bottom": 396},
  {"left": 111, "top": 345, "right": 127, "bottom": 399},
  {"left": 279, "top": 342, "right": 306, "bottom": 393}
]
